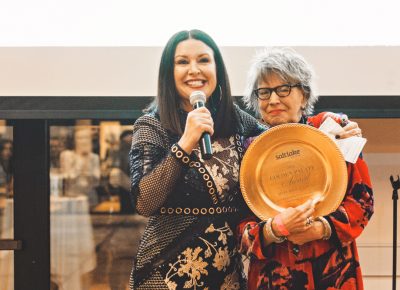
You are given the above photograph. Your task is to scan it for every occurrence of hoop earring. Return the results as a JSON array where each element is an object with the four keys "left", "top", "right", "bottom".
[{"left": 218, "top": 84, "right": 222, "bottom": 101}]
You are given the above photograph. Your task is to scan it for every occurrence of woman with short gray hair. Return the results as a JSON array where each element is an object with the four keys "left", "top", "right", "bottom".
[
  {"left": 238, "top": 47, "right": 373, "bottom": 290},
  {"left": 244, "top": 47, "right": 318, "bottom": 118}
]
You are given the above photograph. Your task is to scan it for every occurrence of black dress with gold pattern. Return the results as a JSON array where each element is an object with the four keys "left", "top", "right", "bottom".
[{"left": 129, "top": 107, "right": 264, "bottom": 290}]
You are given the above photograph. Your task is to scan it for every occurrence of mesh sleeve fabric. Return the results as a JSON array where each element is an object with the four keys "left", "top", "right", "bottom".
[
  {"left": 234, "top": 105, "right": 267, "bottom": 137},
  {"left": 129, "top": 115, "right": 190, "bottom": 217}
]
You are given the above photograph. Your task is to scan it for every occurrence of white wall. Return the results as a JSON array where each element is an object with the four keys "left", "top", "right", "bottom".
[
  {"left": 2, "top": 0, "right": 400, "bottom": 47},
  {"left": 0, "top": 46, "right": 399, "bottom": 96}
]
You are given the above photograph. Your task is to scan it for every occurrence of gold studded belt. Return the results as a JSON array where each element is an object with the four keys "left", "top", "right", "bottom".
[{"left": 159, "top": 206, "right": 239, "bottom": 215}]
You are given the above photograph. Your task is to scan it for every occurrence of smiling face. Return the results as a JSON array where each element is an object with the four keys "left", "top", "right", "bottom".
[
  {"left": 258, "top": 73, "right": 306, "bottom": 127},
  {"left": 174, "top": 39, "right": 217, "bottom": 111}
]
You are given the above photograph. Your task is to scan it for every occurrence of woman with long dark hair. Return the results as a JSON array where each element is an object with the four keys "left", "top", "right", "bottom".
[{"left": 129, "top": 29, "right": 264, "bottom": 289}]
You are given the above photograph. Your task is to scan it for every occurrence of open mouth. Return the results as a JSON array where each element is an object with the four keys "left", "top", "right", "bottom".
[{"left": 186, "top": 80, "right": 206, "bottom": 88}]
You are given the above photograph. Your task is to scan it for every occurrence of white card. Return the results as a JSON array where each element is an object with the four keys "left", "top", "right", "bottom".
[{"left": 318, "top": 117, "right": 367, "bottom": 164}]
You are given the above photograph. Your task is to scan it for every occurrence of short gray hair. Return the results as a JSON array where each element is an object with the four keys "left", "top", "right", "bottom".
[{"left": 243, "top": 47, "right": 318, "bottom": 117}]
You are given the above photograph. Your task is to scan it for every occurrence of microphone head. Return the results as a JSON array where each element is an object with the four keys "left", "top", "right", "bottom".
[{"left": 189, "top": 91, "right": 206, "bottom": 106}]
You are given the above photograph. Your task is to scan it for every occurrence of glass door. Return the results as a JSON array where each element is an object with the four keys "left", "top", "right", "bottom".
[{"left": 48, "top": 121, "right": 147, "bottom": 290}]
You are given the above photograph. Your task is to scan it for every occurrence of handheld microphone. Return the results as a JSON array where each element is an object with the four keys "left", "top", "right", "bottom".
[{"left": 189, "top": 91, "right": 213, "bottom": 160}]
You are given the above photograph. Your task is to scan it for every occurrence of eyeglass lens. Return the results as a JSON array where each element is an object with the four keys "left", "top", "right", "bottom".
[{"left": 257, "top": 84, "right": 292, "bottom": 99}]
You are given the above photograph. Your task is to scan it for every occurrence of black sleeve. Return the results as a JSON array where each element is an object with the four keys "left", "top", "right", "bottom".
[{"left": 129, "top": 115, "right": 193, "bottom": 216}]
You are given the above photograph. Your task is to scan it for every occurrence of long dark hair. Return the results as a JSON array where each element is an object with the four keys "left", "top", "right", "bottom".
[{"left": 152, "top": 29, "right": 237, "bottom": 137}]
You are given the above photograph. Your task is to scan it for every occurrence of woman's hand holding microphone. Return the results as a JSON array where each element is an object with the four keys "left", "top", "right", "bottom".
[{"left": 177, "top": 107, "right": 214, "bottom": 155}]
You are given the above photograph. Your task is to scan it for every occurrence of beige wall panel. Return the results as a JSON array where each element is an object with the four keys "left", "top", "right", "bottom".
[{"left": 0, "top": 47, "right": 400, "bottom": 96}]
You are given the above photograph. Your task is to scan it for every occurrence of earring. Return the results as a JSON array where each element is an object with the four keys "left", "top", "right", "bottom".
[{"left": 218, "top": 84, "right": 223, "bottom": 101}]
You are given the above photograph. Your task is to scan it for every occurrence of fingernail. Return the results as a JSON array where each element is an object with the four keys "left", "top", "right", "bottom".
[{"left": 335, "top": 135, "right": 340, "bottom": 139}]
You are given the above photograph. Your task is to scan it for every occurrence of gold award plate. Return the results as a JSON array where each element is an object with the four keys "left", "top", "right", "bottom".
[{"left": 240, "top": 123, "right": 348, "bottom": 220}]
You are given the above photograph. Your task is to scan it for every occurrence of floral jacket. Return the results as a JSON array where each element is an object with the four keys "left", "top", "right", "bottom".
[{"left": 237, "top": 114, "right": 374, "bottom": 290}]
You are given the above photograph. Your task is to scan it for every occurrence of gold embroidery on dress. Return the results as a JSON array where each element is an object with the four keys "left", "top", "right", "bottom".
[
  {"left": 220, "top": 272, "right": 241, "bottom": 290},
  {"left": 205, "top": 223, "right": 233, "bottom": 246},
  {"left": 164, "top": 223, "right": 236, "bottom": 289},
  {"left": 165, "top": 247, "right": 208, "bottom": 289},
  {"left": 212, "top": 247, "right": 230, "bottom": 271},
  {"left": 195, "top": 137, "right": 239, "bottom": 196}
]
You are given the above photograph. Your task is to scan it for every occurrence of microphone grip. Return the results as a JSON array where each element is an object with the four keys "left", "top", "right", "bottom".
[
  {"left": 200, "top": 132, "right": 212, "bottom": 160},
  {"left": 193, "top": 100, "right": 213, "bottom": 160}
]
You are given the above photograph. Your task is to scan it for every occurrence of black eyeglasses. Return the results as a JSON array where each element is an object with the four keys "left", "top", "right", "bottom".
[{"left": 253, "top": 83, "right": 302, "bottom": 100}]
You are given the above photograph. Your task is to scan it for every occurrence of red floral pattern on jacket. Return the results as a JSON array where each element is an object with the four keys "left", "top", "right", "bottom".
[{"left": 238, "top": 113, "right": 374, "bottom": 290}]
